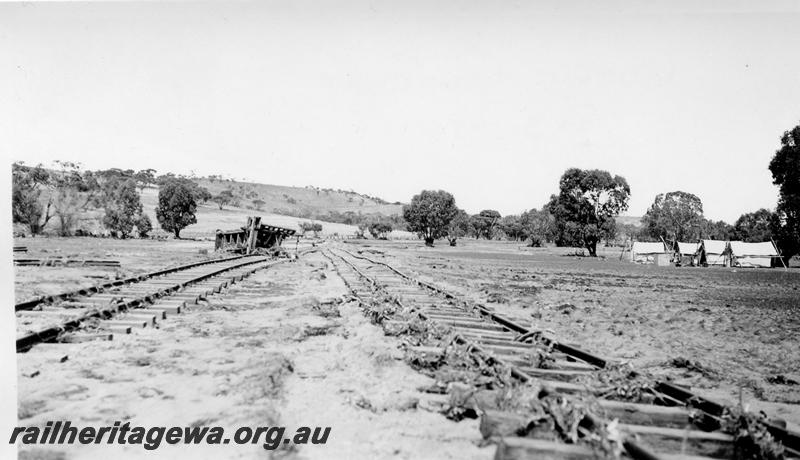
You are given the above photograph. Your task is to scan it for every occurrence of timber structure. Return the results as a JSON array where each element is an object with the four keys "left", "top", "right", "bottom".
[{"left": 214, "top": 216, "right": 296, "bottom": 254}]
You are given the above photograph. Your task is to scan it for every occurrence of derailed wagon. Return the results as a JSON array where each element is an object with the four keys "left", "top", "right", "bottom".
[{"left": 215, "top": 216, "right": 296, "bottom": 254}]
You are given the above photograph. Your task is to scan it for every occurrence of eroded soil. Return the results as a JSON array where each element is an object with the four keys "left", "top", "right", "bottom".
[
  {"left": 16, "top": 253, "right": 489, "bottom": 459},
  {"left": 348, "top": 240, "right": 800, "bottom": 429}
]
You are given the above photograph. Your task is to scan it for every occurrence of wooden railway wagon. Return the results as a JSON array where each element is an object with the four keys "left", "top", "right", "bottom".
[{"left": 214, "top": 216, "right": 296, "bottom": 254}]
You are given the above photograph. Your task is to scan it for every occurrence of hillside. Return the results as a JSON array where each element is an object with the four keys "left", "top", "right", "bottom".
[
  {"left": 616, "top": 215, "right": 642, "bottom": 227},
  {"left": 139, "top": 187, "right": 414, "bottom": 239},
  {"left": 193, "top": 178, "right": 404, "bottom": 219}
]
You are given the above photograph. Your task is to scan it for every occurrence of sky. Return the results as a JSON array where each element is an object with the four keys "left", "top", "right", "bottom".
[{"left": 2, "top": 1, "right": 800, "bottom": 222}]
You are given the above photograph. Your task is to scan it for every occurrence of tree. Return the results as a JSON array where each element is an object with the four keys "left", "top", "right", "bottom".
[
  {"left": 252, "top": 199, "right": 266, "bottom": 211},
  {"left": 446, "top": 209, "right": 472, "bottom": 245},
  {"left": 701, "top": 219, "right": 734, "bottom": 240},
  {"left": 134, "top": 169, "right": 157, "bottom": 192},
  {"left": 192, "top": 185, "right": 212, "bottom": 204},
  {"left": 520, "top": 207, "right": 555, "bottom": 246},
  {"left": 615, "top": 222, "right": 642, "bottom": 246},
  {"left": 471, "top": 210, "right": 502, "bottom": 239},
  {"left": 402, "top": 190, "right": 459, "bottom": 246},
  {"left": 102, "top": 179, "right": 143, "bottom": 238},
  {"left": 12, "top": 163, "right": 53, "bottom": 235},
  {"left": 641, "top": 191, "right": 704, "bottom": 242},
  {"left": 212, "top": 189, "right": 235, "bottom": 210},
  {"left": 51, "top": 161, "right": 99, "bottom": 236},
  {"left": 367, "top": 217, "right": 393, "bottom": 239},
  {"left": 548, "top": 168, "right": 630, "bottom": 256},
  {"left": 769, "top": 122, "right": 800, "bottom": 261},
  {"left": 499, "top": 214, "right": 526, "bottom": 241},
  {"left": 156, "top": 179, "right": 198, "bottom": 238},
  {"left": 299, "top": 221, "right": 323, "bottom": 237},
  {"left": 732, "top": 209, "right": 778, "bottom": 242}
]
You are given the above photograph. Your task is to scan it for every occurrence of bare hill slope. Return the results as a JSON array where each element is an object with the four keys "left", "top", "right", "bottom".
[{"left": 194, "top": 178, "right": 404, "bottom": 218}]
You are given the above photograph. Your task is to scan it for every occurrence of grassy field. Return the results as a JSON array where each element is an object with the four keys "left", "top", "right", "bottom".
[{"left": 344, "top": 238, "right": 800, "bottom": 428}]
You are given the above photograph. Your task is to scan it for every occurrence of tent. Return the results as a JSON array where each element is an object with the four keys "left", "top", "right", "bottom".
[
  {"left": 699, "top": 240, "right": 729, "bottom": 266},
  {"left": 675, "top": 242, "right": 700, "bottom": 266},
  {"left": 729, "top": 241, "right": 779, "bottom": 268},
  {"left": 630, "top": 241, "right": 670, "bottom": 265}
]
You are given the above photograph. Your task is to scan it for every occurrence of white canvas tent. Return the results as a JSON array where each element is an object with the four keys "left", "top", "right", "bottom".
[
  {"left": 630, "top": 241, "right": 669, "bottom": 264},
  {"left": 675, "top": 242, "right": 700, "bottom": 265},
  {"left": 729, "top": 241, "right": 779, "bottom": 268},
  {"left": 699, "top": 240, "right": 729, "bottom": 266}
]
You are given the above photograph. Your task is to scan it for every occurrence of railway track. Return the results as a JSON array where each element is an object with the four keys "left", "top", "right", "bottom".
[
  {"left": 324, "top": 246, "right": 800, "bottom": 460},
  {"left": 15, "top": 252, "right": 309, "bottom": 353}
]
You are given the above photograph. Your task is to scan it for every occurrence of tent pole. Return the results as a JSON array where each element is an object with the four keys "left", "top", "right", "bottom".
[
  {"left": 772, "top": 238, "right": 789, "bottom": 271},
  {"left": 619, "top": 236, "right": 629, "bottom": 261}
]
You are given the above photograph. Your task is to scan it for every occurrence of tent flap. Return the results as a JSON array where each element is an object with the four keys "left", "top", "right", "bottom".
[{"left": 676, "top": 242, "right": 699, "bottom": 255}]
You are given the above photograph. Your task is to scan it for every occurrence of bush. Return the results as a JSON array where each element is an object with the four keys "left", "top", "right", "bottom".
[{"left": 135, "top": 214, "right": 153, "bottom": 238}]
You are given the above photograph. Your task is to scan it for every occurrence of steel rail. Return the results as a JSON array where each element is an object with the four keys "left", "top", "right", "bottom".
[
  {"left": 15, "top": 254, "right": 261, "bottom": 312},
  {"left": 326, "top": 248, "right": 670, "bottom": 460},
  {"left": 332, "top": 247, "right": 800, "bottom": 458},
  {"left": 16, "top": 256, "right": 296, "bottom": 353}
]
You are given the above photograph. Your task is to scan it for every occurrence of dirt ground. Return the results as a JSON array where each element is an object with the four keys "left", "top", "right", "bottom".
[
  {"left": 13, "top": 236, "right": 800, "bottom": 457},
  {"left": 13, "top": 237, "right": 213, "bottom": 304},
  {"left": 15, "top": 253, "right": 490, "bottom": 460},
  {"left": 345, "top": 239, "right": 800, "bottom": 429}
]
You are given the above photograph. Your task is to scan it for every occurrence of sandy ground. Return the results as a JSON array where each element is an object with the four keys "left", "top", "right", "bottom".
[
  {"left": 344, "top": 239, "right": 800, "bottom": 429},
  {"left": 13, "top": 238, "right": 214, "bottom": 304},
  {"left": 15, "top": 252, "right": 490, "bottom": 460}
]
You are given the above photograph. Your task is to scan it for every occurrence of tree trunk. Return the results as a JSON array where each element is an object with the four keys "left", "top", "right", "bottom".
[
  {"left": 174, "top": 229, "right": 181, "bottom": 239},
  {"left": 424, "top": 237, "right": 435, "bottom": 247},
  {"left": 586, "top": 239, "right": 598, "bottom": 257}
]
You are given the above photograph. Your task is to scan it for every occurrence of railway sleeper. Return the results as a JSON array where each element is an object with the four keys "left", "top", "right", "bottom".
[
  {"left": 134, "top": 308, "right": 168, "bottom": 320},
  {"left": 124, "top": 313, "right": 158, "bottom": 325},
  {"left": 620, "top": 423, "right": 733, "bottom": 458},
  {"left": 491, "top": 436, "right": 721, "bottom": 460},
  {"left": 58, "top": 333, "right": 114, "bottom": 344},
  {"left": 56, "top": 301, "right": 116, "bottom": 309},
  {"left": 482, "top": 350, "right": 594, "bottom": 370},
  {"left": 484, "top": 412, "right": 730, "bottom": 458},
  {"left": 456, "top": 330, "right": 521, "bottom": 342},
  {"left": 423, "top": 313, "right": 489, "bottom": 323},
  {"left": 465, "top": 337, "right": 539, "bottom": 348},
  {"left": 150, "top": 301, "right": 185, "bottom": 314},
  {"left": 104, "top": 319, "right": 150, "bottom": 329},
  {"left": 443, "top": 321, "right": 510, "bottom": 332},
  {"left": 168, "top": 293, "right": 203, "bottom": 304},
  {"left": 98, "top": 324, "right": 132, "bottom": 334}
]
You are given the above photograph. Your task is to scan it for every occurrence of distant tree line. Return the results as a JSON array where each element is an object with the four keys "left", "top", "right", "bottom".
[
  {"left": 12, "top": 162, "right": 156, "bottom": 238},
  {"left": 12, "top": 164, "right": 211, "bottom": 239},
  {"left": 13, "top": 121, "right": 799, "bottom": 258}
]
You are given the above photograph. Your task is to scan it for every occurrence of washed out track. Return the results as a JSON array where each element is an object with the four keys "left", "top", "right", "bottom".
[
  {"left": 15, "top": 253, "right": 305, "bottom": 353},
  {"left": 324, "top": 246, "right": 800, "bottom": 460}
]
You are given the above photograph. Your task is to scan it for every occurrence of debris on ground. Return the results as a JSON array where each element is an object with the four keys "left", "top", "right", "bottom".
[
  {"left": 669, "top": 356, "right": 720, "bottom": 379},
  {"left": 766, "top": 375, "right": 799, "bottom": 386}
]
